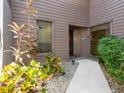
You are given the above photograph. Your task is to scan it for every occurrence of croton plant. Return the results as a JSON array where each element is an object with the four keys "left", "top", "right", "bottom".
[{"left": 0, "top": 0, "right": 64, "bottom": 93}]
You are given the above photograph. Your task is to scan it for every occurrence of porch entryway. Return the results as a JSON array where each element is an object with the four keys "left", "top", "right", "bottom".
[{"left": 90, "top": 23, "right": 110, "bottom": 56}]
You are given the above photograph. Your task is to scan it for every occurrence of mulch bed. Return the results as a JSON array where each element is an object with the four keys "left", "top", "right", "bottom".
[{"left": 100, "top": 64, "right": 124, "bottom": 93}]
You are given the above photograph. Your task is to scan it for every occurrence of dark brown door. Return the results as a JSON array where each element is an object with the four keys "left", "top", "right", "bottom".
[
  {"left": 69, "top": 30, "right": 73, "bottom": 56},
  {"left": 91, "top": 30, "right": 106, "bottom": 56}
]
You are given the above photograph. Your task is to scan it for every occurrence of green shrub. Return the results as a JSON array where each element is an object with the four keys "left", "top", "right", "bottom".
[
  {"left": 97, "top": 36, "right": 124, "bottom": 84},
  {"left": 0, "top": 60, "right": 48, "bottom": 93},
  {"left": 43, "top": 54, "right": 64, "bottom": 75},
  {"left": 0, "top": 58, "right": 64, "bottom": 93},
  {"left": 97, "top": 36, "right": 124, "bottom": 68}
]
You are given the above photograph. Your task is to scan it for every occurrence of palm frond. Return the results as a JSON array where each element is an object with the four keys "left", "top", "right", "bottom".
[
  {"left": 10, "top": 30, "right": 18, "bottom": 34},
  {"left": 4, "top": 50, "right": 14, "bottom": 53},
  {"left": 11, "top": 22, "right": 20, "bottom": 31},
  {"left": 26, "top": 0, "right": 32, "bottom": 8},
  {"left": 8, "top": 24, "right": 18, "bottom": 32},
  {"left": 11, "top": 47, "right": 18, "bottom": 53}
]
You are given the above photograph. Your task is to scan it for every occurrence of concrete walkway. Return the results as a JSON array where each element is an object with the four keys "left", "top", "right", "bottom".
[{"left": 66, "top": 59, "right": 112, "bottom": 93}]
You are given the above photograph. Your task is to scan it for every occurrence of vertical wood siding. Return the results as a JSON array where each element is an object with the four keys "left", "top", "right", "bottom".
[
  {"left": 89, "top": 0, "right": 124, "bottom": 37},
  {"left": 12, "top": 0, "right": 89, "bottom": 61}
]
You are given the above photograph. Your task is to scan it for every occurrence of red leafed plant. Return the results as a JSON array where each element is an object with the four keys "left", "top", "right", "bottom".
[
  {"left": 0, "top": 0, "right": 64, "bottom": 93},
  {"left": 8, "top": 0, "right": 38, "bottom": 65},
  {"left": 0, "top": 0, "right": 48, "bottom": 93}
]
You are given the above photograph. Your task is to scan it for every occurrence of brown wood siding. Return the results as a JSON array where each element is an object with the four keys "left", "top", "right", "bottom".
[
  {"left": 89, "top": 0, "right": 124, "bottom": 37},
  {"left": 12, "top": 0, "right": 89, "bottom": 61},
  {"left": 3, "top": 0, "right": 12, "bottom": 66}
]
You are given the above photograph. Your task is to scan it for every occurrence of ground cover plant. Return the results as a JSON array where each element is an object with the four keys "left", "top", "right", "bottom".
[
  {"left": 0, "top": 0, "right": 64, "bottom": 93},
  {"left": 97, "top": 36, "right": 124, "bottom": 84},
  {"left": 0, "top": 55, "right": 64, "bottom": 93}
]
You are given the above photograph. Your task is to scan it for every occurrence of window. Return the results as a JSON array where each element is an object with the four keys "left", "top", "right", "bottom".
[{"left": 37, "top": 20, "right": 52, "bottom": 53}]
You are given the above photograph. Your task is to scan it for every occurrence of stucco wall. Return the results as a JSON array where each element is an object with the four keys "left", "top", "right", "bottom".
[
  {"left": 12, "top": 0, "right": 90, "bottom": 61},
  {"left": 89, "top": 0, "right": 124, "bottom": 37}
]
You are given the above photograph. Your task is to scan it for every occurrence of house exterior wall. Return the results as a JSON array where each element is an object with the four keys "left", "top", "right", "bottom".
[
  {"left": 89, "top": 0, "right": 124, "bottom": 37},
  {"left": 2, "top": 0, "right": 124, "bottom": 64},
  {"left": 0, "top": 0, "right": 3, "bottom": 70},
  {"left": 0, "top": 0, "right": 12, "bottom": 69},
  {"left": 3, "top": 0, "right": 12, "bottom": 66},
  {"left": 12, "top": 0, "right": 90, "bottom": 61}
]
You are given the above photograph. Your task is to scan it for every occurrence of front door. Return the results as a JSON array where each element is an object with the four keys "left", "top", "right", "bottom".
[
  {"left": 69, "top": 29, "right": 81, "bottom": 57},
  {"left": 73, "top": 30, "right": 81, "bottom": 56},
  {"left": 91, "top": 30, "right": 106, "bottom": 56}
]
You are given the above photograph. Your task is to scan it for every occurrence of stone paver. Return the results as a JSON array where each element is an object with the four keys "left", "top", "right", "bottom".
[{"left": 66, "top": 59, "right": 112, "bottom": 93}]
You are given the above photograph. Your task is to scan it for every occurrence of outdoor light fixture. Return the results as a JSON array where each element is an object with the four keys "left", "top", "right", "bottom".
[{"left": 72, "top": 59, "right": 75, "bottom": 65}]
